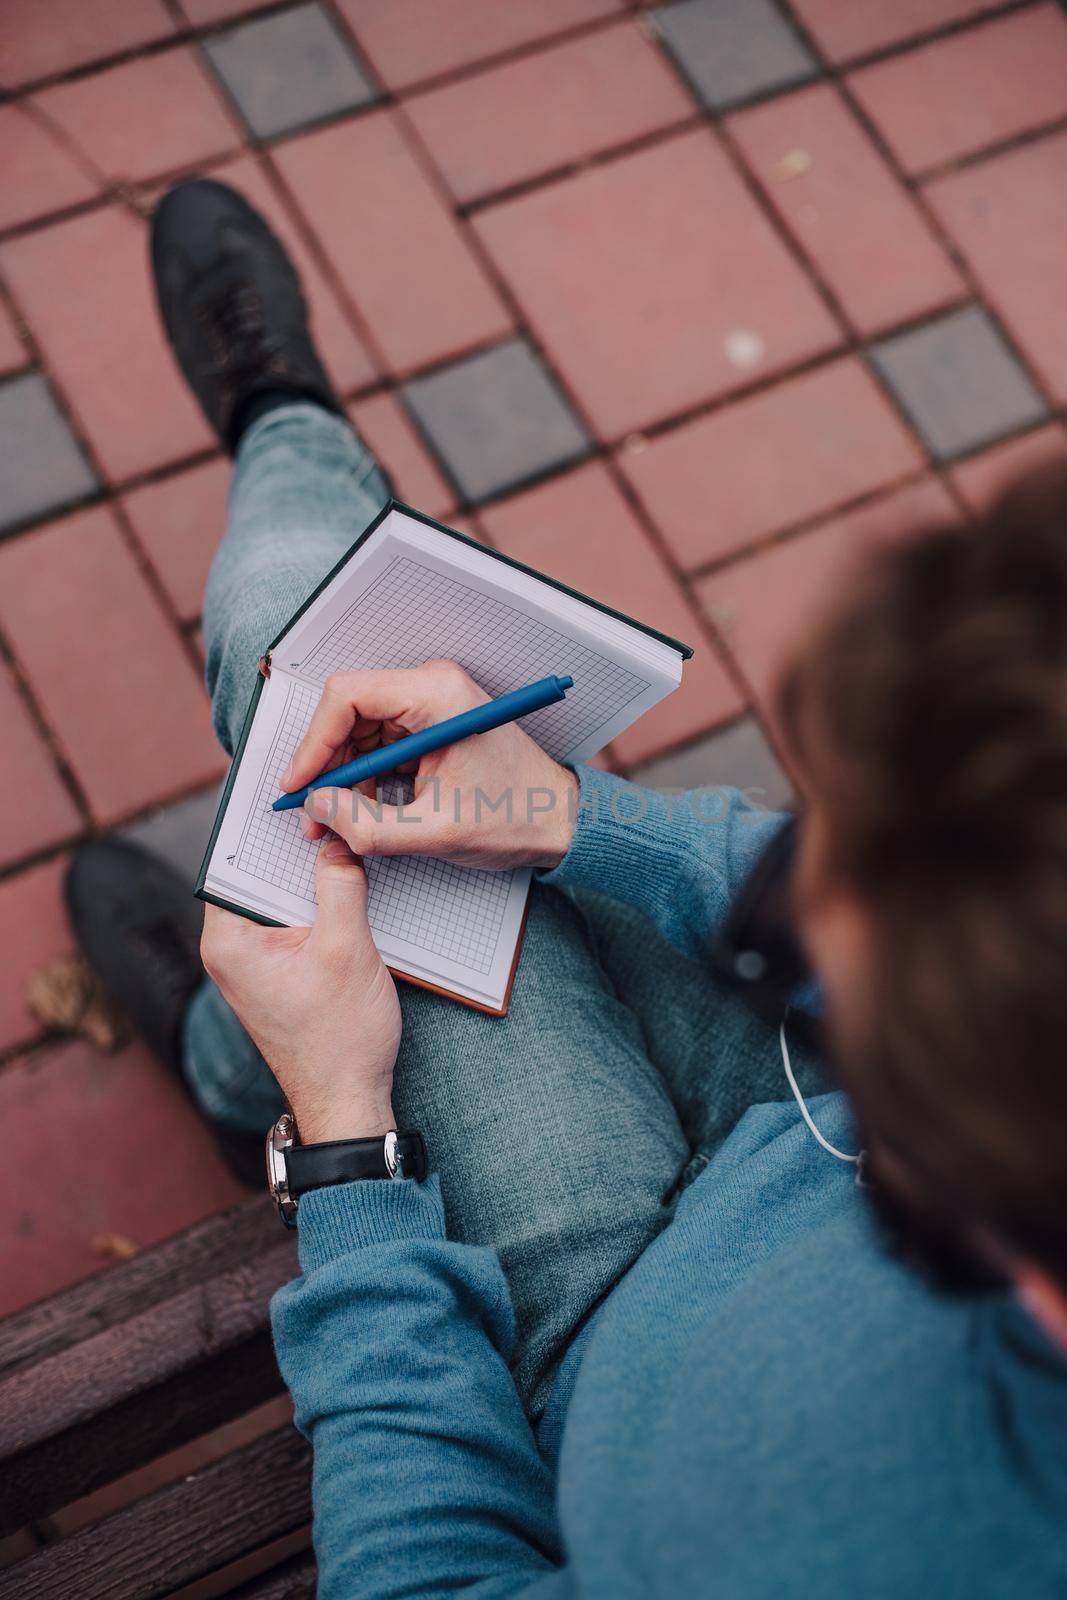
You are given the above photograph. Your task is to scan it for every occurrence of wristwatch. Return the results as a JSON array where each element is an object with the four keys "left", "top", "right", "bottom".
[{"left": 266, "top": 1112, "right": 428, "bottom": 1227}]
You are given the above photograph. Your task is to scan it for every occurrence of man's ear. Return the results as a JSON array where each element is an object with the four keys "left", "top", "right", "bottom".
[{"left": 1014, "top": 1265, "right": 1067, "bottom": 1354}]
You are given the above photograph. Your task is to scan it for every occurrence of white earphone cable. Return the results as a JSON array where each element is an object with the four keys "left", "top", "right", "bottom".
[{"left": 779, "top": 1012, "right": 860, "bottom": 1166}]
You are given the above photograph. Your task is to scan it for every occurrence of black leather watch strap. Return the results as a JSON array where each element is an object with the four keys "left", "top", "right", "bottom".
[{"left": 287, "top": 1130, "right": 427, "bottom": 1197}]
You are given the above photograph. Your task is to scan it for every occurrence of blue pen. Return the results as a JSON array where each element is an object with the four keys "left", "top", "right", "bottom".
[{"left": 272, "top": 673, "right": 574, "bottom": 811}]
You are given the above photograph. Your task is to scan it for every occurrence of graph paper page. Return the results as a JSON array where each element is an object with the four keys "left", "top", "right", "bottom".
[{"left": 202, "top": 507, "right": 685, "bottom": 1010}]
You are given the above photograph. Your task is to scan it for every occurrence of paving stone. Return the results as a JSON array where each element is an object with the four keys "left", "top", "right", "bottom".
[
  {"left": 631, "top": 714, "right": 794, "bottom": 811},
  {"left": 272, "top": 110, "right": 512, "bottom": 375},
  {"left": 848, "top": 5, "right": 1067, "bottom": 175},
  {"left": 0, "top": 662, "right": 82, "bottom": 870},
  {"left": 336, "top": 0, "right": 624, "bottom": 90},
  {"left": 948, "top": 424, "right": 1067, "bottom": 514},
  {"left": 0, "top": 103, "right": 99, "bottom": 232},
  {"left": 870, "top": 306, "right": 1046, "bottom": 463},
  {"left": 33, "top": 47, "right": 241, "bottom": 186},
  {"left": 789, "top": 0, "right": 992, "bottom": 63},
  {"left": 0, "top": 505, "right": 224, "bottom": 823},
  {"left": 403, "top": 338, "right": 590, "bottom": 503},
  {"left": 729, "top": 83, "right": 964, "bottom": 337},
  {"left": 0, "top": 301, "right": 26, "bottom": 374},
  {"left": 347, "top": 392, "right": 454, "bottom": 516},
  {"left": 0, "top": 206, "right": 216, "bottom": 483},
  {"left": 927, "top": 131, "right": 1067, "bottom": 404},
  {"left": 404, "top": 22, "right": 692, "bottom": 203},
  {"left": 620, "top": 356, "right": 922, "bottom": 570},
  {"left": 0, "top": 1037, "right": 244, "bottom": 1319},
  {"left": 0, "top": 373, "right": 98, "bottom": 534},
  {"left": 652, "top": 0, "right": 817, "bottom": 111},
  {"left": 480, "top": 460, "right": 743, "bottom": 762},
  {"left": 474, "top": 127, "right": 840, "bottom": 440},
  {"left": 0, "top": 857, "right": 73, "bottom": 1054},
  {"left": 0, "top": 0, "right": 175, "bottom": 86},
  {"left": 121, "top": 457, "right": 230, "bottom": 625},
  {"left": 695, "top": 479, "right": 959, "bottom": 711},
  {"left": 123, "top": 786, "right": 223, "bottom": 885},
  {"left": 205, "top": 3, "right": 377, "bottom": 141}
]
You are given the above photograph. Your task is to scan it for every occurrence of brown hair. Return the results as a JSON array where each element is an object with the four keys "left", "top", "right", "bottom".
[{"left": 777, "top": 464, "right": 1067, "bottom": 1287}]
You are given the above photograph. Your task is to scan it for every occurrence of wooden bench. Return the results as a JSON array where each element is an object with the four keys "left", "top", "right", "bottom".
[{"left": 0, "top": 1197, "right": 315, "bottom": 1598}]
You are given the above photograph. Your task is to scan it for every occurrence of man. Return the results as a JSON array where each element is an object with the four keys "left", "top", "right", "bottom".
[{"left": 70, "top": 179, "right": 1067, "bottom": 1597}]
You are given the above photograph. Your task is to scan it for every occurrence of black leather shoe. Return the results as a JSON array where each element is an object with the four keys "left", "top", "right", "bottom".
[
  {"left": 65, "top": 838, "right": 263, "bottom": 1187},
  {"left": 151, "top": 177, "right": 342, "bottom": 453}
]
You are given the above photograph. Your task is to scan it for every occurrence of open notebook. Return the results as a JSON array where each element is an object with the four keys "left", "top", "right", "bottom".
[{"left": 198, "top": 501, "right": 691, "bottom": 1014}]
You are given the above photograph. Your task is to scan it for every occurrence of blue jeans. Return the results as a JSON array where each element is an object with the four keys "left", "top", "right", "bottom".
[{"left": 184, "top": 405, "right": 816, "bottom": 1414}]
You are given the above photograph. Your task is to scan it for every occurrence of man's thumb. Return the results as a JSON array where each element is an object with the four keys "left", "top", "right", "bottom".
[{"left": 312, "top": 836, "right": 368, "bottom": 935}]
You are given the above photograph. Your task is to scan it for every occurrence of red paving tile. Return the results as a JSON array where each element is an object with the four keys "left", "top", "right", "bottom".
[
  {"left": 0, "top": 299, "right": 28, "bottom": 373},
  {"left": 0, "top": 1037, "right": 244, "bottom": 1318},
  {"left": 927, "top": 132, "right": 1067, "bottom": 402},
  {"left": 0, "top": 856, "right": 72, "bottom": 1054},
  {"left": 0, "top": 0, "right": 175, "bottom": 87},
  {"left": 337, "top": 0, "right": 624, "bottom": 89},
  {"left": 695, "top": 479, "right": 959, "bottom": 712},
  {"left": 208, "top": 152, "right": 378, "bottom": 395},
  {"left": 0, "top": 505, "right": 224, "bottom": 822},
  {"left": 181, "top": 0, "right": 264, "bottom": 21},
  {"left": 0, "top": 103, "right": 99, "bottom": 233},
  {"left": 620, "top": 357, "right": 923, "bottom": 571},
  {"left": 474, "top": 128, "right": 842, "bottom": 441},
  {"left": 121, "top": 456, "right": 230, "bottom": 624},
  {"left": 347, "top": 392, "right": 455, "bottom": 516},
  {"left": 0, "top": 204, "right": 216, "bottom": 482},
  {"left": 789, "top": 0, "right": 998, "bottom": 64},
  {"left": 404, "top": 22, "right": 692, "bottom": 203},
  {"left": 32, "top": 47, "right": 241, "bottom": 188},
  {"left": 729, "top": 84, "right": 963, "bottom": 337},
  {"left": 0, "top": 663, "right": 81, "bottom": 869},
  {"left": 848, "top": 6, "right": 1067, "bottom": 175},
  {"left": 948, "top": 423, "right": 1067, "bottom": 513},
  {"left": 273, "top": 111, "right": 512, "bottom": 376},
  {"left": 479, "top": 460, "right": 743, "bottom": 762}
]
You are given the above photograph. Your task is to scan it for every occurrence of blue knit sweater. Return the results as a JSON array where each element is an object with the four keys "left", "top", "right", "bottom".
[{"left": 272, "top": 769, "right": 1067, "bottom": 1599}]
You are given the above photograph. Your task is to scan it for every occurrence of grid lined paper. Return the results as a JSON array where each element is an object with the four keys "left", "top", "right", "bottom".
[
  {"left": 236, "top": 677, "right": 513, "bottom": 974},
  {"left": 292, "top": 557, "right": 650, "bottom": 759}
]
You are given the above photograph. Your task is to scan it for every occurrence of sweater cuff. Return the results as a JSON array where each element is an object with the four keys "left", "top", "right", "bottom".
[
  {"left": 540, "top": 763, "right": 687, "bottom": 895},
  {"left": 296, "top": 1173, "right": 446, "bottom": 1273}
]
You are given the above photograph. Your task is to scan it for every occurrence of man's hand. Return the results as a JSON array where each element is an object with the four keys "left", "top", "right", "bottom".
[
  {"left": 283, "top": 660, "right": 580, "bottom": 870},
  {"left": 201, "top": 839, "right": 401, "bottom": 1144}
]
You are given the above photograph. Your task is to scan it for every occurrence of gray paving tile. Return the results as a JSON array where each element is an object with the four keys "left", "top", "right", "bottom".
[
  {"left": 122, "top": 785, "right": 224, "bottom": 887},
  {"left": 630, "top": 715, "right": 794, "bottom": 812},
  {"left": 0, "top": 373, "right": 97, "bottom": 535},
  {"left": 652, "top": 0, "right": 817, "bottom": 112},
  {"left": 870, "top": 307, "right": 1046, "bottom": 463},
  {"left": 403, "top": 339, "right": 590, "bottom": 504},
  {"left": 204, "top": 2, "right": 376, "bottom": 140}
]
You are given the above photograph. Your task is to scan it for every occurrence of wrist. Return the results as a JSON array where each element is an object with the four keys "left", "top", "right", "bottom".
[
  {"left": 291, "top": 1088, "right": 396, "bottom": 1146},
  {"left": 534, "top": 766, "right": 579, "bottom": 869}
]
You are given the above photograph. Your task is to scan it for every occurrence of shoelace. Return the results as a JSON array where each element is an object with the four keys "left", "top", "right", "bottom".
[{"left": 204, "top": 277, "right": 285, "bottom": 383}]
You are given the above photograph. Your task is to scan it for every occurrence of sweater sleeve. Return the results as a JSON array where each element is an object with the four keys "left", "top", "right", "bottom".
[
  {"left": 270, "top": 1175, "right": 570, "bottom": 1600},
  {"left": 540, "top": 764, "right": 789, "bottom": 962}
]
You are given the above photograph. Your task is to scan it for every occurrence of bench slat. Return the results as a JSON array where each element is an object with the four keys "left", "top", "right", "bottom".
[
  {"left": 0, "top": 1199, "right": 280, "bottom": 1380},
  {"left": 227, "top": 1551, "right": 317, "bottom": 1599},
  {"left": 0, "top": 1239, "right": 296, "bottom": 1532},
  {"left": 0, "top": 1425, "right": 311, "bottom": 1600}
]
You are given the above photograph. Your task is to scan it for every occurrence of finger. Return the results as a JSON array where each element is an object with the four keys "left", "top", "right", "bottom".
[
  {"left": 305, "top": 783, "right": 454, "bottom": 860},
  {"left": 282, "top": 663, "right": 486, "bottom": 792},
  {"left": 310, "top": 835, "right": 370, "bottom": 952}
]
